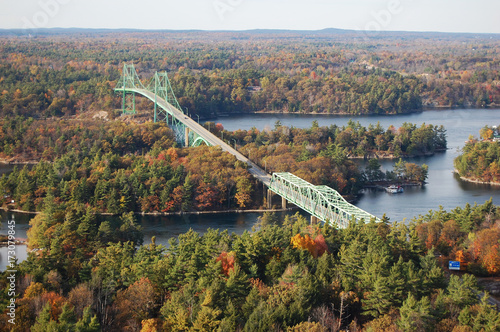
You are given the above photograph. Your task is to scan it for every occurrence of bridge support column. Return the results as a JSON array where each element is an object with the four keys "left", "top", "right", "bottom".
[
  {"left": 311, "top": 216, "right": 318, "bottom": 225},
  {"left": 185, "top": 127, "right": 190, "bottom": 147},
  {"left": 267, "top": 189, "right": 273, "bottom": 209},
  {"left": 282, "top": 197, "right": 287, "bottom": 209}
]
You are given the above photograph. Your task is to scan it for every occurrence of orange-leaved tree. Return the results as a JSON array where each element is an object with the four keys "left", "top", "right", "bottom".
[
  {"left": 469, "top": 227, "right": 500, "bottom": 275},
  {"left": 291, "top": 233, "right": 328, "bottom": 258},
  {"left": 216, "top": 251, "right": 236, "bottom": 276}
]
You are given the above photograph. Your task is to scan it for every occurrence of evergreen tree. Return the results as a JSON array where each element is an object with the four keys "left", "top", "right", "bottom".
[
  {"left": 386, "top": 256, "right": 406, "bottom": 307},
  {"left": 398, "top": 293, "right": 431, "bottom": 332},
  {"left": 226, "top": 264, "right": 250, "bottom": 307},
  {"left": 57, "top": 303, "right": 77, "bottom": 331},
  {"left": 30, "top": 303, "right": 53, "bottom": 332},
  {"left": 447, "top": 274, "right": 478, "bottom": 308},
  {"left": 362, "top": 276, "right": 393, "bottom": 318},
  {"left": 420, "top": 250, "right": 446, "bottom": 294},
  {"left": 182, "top": 174, "right": 194, "bottom": 211},
  {"left": 192, "top": 290, "right": 222, "bottom": 331}
]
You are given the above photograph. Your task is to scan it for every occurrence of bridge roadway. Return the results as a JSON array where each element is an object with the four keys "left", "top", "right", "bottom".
[{"left": 116, "top": 88, "right": 271, "bottom": 186}]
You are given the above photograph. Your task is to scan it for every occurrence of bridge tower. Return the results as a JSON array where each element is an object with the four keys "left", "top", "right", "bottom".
[
  {"left": 115, "top": 63, "right": 145, "bottom": 115},
  {"left": 116, "top": 63, "right": 196, "bottom": 147},
  {"left": 148, "top": 71, "right": 189, "bottom": 145}
]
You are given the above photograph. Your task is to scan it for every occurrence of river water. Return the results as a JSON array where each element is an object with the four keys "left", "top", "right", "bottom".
[
  {"left": 215, "top": 109, "right": 500, "bottom": 222},
  {"left": 1, "top": 108, "right": 499, "bottom": 270}
]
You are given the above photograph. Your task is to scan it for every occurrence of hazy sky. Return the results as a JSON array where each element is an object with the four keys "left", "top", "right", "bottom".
[{"left": 1, "top": 0, "right": 499, "bottom": 34}]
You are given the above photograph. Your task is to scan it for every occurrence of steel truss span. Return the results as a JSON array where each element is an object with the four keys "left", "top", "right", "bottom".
[{"left": 269, "top": 172, "right": 381, "bottom": 228}]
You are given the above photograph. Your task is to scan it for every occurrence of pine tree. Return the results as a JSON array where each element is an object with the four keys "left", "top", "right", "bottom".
[
  {"left": 420, "top": 249, "right": 446, "bottom": 294},
  {"left": 30, "top": 303, "right": 53, "bottom": 332},
  {"left": 386, "top": 256, "right": 406, "bottom": 307},
  {"left": 405, "top": 260, "right": 423, "bottom": 298},
  {"left": 218, "top": 301, "right": 240, "bottom": 332},
  {"left": 192, "top": 290, "right": 222, "bottom": 331},
  {"left": 57, "top": 303, "right": 77, "bottom": 330},
  {"left": 182, "top": 174, "right": 194, "bottom": 211},
  {"left": 226, "top": 263, "right": 250, "bottom": 307},
  {"left": 241, "top": 287, "right": 262, "bottom": 321},
  {"left": 398, "top": 293, "right": 431, "bottom": 332},
  {"left": 447, "top": 274, "right": 478, "bottom": 308},
  {"left": 106, "top": 188, "right": 120, "bottom": 214},
  {"left": 470, "top": 294, "right": 500, "bottom": 331},
  {"left": 362, "top": 275, "right": 393, "bottom": 318},
  {"left": 339, "top": 239, "right": 366, "bottom": 291}
]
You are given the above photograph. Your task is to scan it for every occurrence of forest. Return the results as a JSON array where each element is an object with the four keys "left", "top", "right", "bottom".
[
  {"left": 0, "top": 199, "right": 499, "bottom": 331},
  {"left": 0, "top": 117, "right": 443, "bottom": 213},
  {"left": 0, "top": 29, "right": 499, "bottom": 331},
  {"left": 454, "top": 126, "right": 500, "bottom": 184},
  {"left": 0, "top": 30, "right": 499, "bottom": 120}
]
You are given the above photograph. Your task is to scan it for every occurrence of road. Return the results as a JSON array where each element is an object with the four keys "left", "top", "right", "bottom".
[{"left": 117, "top": 88, "right": 272, "bottom": 186}]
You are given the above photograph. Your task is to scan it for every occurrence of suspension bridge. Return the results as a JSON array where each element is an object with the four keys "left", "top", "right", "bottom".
[{"left": 115, "top": 64, "right": 381, "bottom": 227}]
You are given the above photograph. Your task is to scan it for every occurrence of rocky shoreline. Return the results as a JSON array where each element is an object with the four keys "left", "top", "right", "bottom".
[
  {"left": 0, "top": 205, "right": 297, "bottom": 218},
  {"left": 454, "top": 170, "right": 500, "bottom": 186}
]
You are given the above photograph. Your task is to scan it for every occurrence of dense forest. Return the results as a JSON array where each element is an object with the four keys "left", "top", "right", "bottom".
[
  {"left": 454, "top": 126, "right": 500, "bottom": 184},
  {"left": 0, "top": 118, "right": 257, "bottom": 213},
  {"left": 0, "top": 117, "right": 443, "bottom": 213},
  {"left": 0, "top": 30, "right": 499, "bottom": 120},
  {"left": 1, "top": 200, "right": 499, "bottom": 331}
]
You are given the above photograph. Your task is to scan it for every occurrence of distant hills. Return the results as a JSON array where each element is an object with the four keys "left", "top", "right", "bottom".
[{"left": 1, "top": 27, "right": 499, "bottom": 40}]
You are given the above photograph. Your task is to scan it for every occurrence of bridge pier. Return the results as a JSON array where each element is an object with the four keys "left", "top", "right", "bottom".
[
  {"left": 310, "top": 215, "right": 319, "bottom": 225},
  {"left": 267, "top": 188, "right": 272, "bottom": 209},
  {"left": 185, "top": 127, "right": 190, "bottom": 147},
  {"left": 265, "top": 190, "right": 287, "bottom": 210}
]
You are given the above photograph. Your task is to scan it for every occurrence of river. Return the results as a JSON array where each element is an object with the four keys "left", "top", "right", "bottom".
[
  {"left": 215, "top": 108, "right": 500, "bottom": 222},
  {"left": 1, "top": 108, "right": 499, "bottom": 270}
]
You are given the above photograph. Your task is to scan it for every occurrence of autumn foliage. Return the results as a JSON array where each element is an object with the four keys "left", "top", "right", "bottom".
[
  {"left": 216, "top": 251, "right": 236, "bottom": 276},
  {"left": 291, "top": 233, "right": 328, "bottom": 258},
  {"left": 470, "top": 228, "right": 500, "bottom": 275},
  {"left": 414, "top": 199, "right": 500, "bottom": 276}
]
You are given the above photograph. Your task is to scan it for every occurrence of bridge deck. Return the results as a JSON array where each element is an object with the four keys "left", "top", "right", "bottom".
[{"left": 115, "top": 87, "right": 271, "bottom": 186}]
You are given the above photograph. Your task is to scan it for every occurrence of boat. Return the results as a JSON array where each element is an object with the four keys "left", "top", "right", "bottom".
[{"left": 386, "top": 185, "right": 404, "bottom": 194}]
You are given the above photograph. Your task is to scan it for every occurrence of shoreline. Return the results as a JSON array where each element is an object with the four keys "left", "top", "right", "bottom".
[
  {"left": 248, "top": 106, "right": 499, "bottom": 116},
  {"left": 364, "top": 181, "right": 425, "bottom": 189},
  {"left": 252, "top": 109, "right": 421, "bottom": 116},
  {"left": 453, "top": 171, "right": 500, "bottom": 186},
  {"left": 0, "top": 205, "right": 299, "bottom": 218},
  {"left": 134, "top": 206, "right": 299, "bottom": 217},
  {"left": 0, "top": 158, "right": 39, "bottom": 165},
  {"left": 0, "top": 146, "right": 448, "bottom": 167},
  {"left": 348, "top": 149, "right": 447, "bottom": 160}
]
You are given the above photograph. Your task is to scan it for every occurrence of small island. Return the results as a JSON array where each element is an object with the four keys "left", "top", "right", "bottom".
[
  {"left": 454, "top": 125, "right": 500, "bottom": 185},
  {"left": 363, "top": 158, "right": 429, "bottom": 192}
]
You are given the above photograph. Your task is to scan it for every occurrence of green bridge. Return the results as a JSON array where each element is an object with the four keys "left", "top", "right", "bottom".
[
  {"left": 269, "top": 173, "right": 381, "bottom": 228},
  {"left": 115, "top": 64, "right": 380, "bottom": 228}
]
